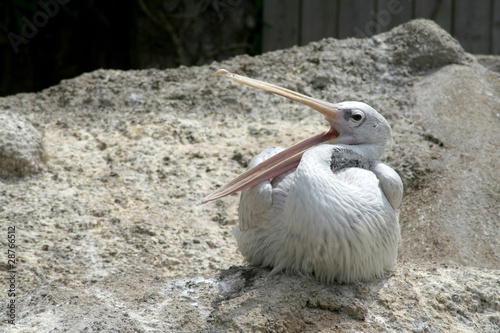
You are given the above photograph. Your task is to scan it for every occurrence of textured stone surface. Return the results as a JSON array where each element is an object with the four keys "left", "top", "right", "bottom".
[
  {"left": 0, "top": 19, "right": 499, "bottom": 332},
  {"left": 0, "top": 111, "right": 45, "bottom": 177},
  {"left": 382, "top": 19, "right": 474, "bottom": 71}
]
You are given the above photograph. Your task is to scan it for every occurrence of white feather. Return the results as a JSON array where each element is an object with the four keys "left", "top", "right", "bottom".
[{"left": 235, "top": 145, "right": 401, "bottom": 283}]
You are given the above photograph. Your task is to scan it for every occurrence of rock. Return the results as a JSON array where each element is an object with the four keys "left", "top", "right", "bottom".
[
  {"left": 476, "top": 54, "right": 500, "bottom": 73},
  {"left": 6, "top": 265, "right": 499, "bottom": 332},
  {"left": 381, "top": 19, "right": 474, "bottom": 71},
  {"left": 0, "top": 111, "right": 46, "bottom": 177},
  {"left": 0, "top": 19, "right": 499, "bottom": 332},
  {"left": 400, "top": 64, "right": 500, "bottom": 268}
]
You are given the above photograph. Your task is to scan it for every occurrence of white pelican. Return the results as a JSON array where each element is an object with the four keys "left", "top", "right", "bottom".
[{"left": 203, "top": 69, "right": 403, "bottom": 283}]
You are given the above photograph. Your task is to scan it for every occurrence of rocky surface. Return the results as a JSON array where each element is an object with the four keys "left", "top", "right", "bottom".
[
  {"left": 0, "top": 112, "right": 46, "bottom": 177},
  {"left": 0, "top": 19, "right": 499, "bottom": 332}
]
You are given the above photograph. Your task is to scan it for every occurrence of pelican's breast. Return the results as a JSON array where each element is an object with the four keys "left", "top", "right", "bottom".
[
  {"left": 279, "top": 145, "right": 400, "bottom": 282},
  {"left": 284, "top": 145, "right": 390, "bottom": 227}
]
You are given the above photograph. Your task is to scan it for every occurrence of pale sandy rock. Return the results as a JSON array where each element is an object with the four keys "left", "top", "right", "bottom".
[{"left": 0, "top": 111, "right": 46, "bottom": 177}]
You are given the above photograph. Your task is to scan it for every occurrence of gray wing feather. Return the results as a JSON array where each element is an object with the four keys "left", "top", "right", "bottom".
[
  {"left": 238, "top": 147, "right": 284, "bottom": 231},
  {"left": 372, "top": 162, "right": 403, "bottom": 209}
]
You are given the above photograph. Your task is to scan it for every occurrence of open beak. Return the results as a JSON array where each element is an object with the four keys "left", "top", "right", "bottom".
[{"left": 202, "top": 69, "right": 345, "bottom": 204}]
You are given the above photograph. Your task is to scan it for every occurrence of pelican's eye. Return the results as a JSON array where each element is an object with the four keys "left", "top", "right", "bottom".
[
  {"left": 349, "top": 111, "right": 365, "bottom": 126},
  {"left": 352, "top": 114, "right": 363, "bottom": 121}
]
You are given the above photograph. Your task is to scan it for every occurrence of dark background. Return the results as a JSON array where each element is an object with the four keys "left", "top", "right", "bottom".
[
  {"left": 0, "top": 0, "right": 261, "bottom": 97},
  {"left": 1, "top": 0, "right": 498, "bottom": 97}
]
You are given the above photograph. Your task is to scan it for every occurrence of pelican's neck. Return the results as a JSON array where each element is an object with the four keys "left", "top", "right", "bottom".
[
  {"left": 332, "top": 142, "right": 385, "bottom": 167},
  {"left": 359, "top": 141, "right": 386, "bottom": 158},
  {"left": 295, "top": 144, "right": 380, "bottom": 179}
]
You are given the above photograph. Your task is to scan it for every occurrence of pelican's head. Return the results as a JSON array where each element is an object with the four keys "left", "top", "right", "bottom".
[
  {"left": 202, "top": 70, "right": 392, "bottom": 203},
  {"left": 327, "top": 101, "right": 391, "bottom": 148}
]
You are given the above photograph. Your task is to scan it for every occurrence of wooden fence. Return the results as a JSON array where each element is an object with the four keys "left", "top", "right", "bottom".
[{"left": 263, "top": 0, "right": 500, "bottom": 54}]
